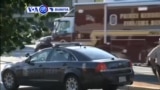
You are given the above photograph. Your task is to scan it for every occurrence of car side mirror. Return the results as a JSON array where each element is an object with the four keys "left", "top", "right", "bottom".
[
  {"left": 25, "top": 57, "right": 34, "bottom": 65},
  {"left": 25, "top": 53, "right": 30, "bottom": 57}
]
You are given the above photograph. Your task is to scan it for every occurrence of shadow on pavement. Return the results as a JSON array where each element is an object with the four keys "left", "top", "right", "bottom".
[
  {"left": 0, "top": 83, "right": 62, "bottom": 90},
  {"left": 19, "top": 87, "right": 62, "bottom": 90},
  {"left": 19, "top": 86, "right": 39, "bottom": 90},
  {"left": 134, "top": 73, "right": 159, "bottom": 85}
]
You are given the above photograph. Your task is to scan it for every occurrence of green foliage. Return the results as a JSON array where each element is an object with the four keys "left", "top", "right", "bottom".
[{"left": 0, "top": 0, "right": 65, "bottom": 55}]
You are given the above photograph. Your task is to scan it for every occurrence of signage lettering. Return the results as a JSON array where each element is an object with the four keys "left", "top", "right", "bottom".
[
  {"left": 149, "top": 31, "right": 160, "bottom": 35},
  {"left": 123, "top": 21, "right": 149, "bottom": 26},
  {"left": 120, "top": 13, "right": 139, "bottom": 19},
  {"left": 150, "top": 20, "right": 160, "bottom": 25},
  {"left": 141, "top": 13, "right": 160, "bottom": 18},
  {"left": 119, "top": 12, "right": 160, "bottom": 26}
]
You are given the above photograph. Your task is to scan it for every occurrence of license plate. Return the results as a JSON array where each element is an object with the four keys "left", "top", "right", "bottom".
[{"left": 119, "top": 76, "right": 126, "bottom": 82}]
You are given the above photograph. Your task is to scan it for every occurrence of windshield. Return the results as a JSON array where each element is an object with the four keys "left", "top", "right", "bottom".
[
  {"left": 53, "top": 21, "right": 59, "bottom": 30},
  {"left": 55, "top": 21, "right": 72, "bottom": 33}
]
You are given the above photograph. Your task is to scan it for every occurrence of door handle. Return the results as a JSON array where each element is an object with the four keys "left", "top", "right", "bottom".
[{"left": 39, "top": 64, "right": 43, "bottom": 67}]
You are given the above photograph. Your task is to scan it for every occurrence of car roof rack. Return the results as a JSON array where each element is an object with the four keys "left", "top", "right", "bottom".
[{"left": 52, "top": 42, "right": 82, "bottom": 47}]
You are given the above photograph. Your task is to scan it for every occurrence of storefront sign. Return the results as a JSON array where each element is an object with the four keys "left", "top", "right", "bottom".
[{"left": 120, "top": 12, "right": 160, "bottom": 26}]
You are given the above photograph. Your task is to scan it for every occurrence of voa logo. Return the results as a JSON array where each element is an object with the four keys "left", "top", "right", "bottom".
[{"left": 26, "top": 5, "right": 70, "bottom": 15}]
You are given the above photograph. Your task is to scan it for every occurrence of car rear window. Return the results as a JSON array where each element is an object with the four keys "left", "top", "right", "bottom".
[
  {"left": 68, "top": 46, "right": 116, "bottom": 60},
  {"left": 68, "top": 50, "right": 91, "bottom": 61}
]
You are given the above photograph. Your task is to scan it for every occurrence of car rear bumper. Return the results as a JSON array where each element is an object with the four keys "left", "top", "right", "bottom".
[{"left": 81, "top": 69, "right": 134, "bottom": 89}]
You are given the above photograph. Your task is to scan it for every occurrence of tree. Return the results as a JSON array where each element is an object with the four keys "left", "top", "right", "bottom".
[{"left": 0, "top": 0, "right": 65, "bottom": 55}]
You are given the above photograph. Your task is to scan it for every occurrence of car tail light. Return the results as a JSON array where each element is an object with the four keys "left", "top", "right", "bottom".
[{"left": 95, "top": 63, "right": 107, "bottom": 72}]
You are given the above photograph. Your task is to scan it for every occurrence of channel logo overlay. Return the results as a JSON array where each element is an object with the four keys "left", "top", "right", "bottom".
[{"left": 26, "top": 5, "right": 70, "bottom": 14}]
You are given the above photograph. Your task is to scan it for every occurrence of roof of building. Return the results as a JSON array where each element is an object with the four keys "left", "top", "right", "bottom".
[{"left": 74, "top": 0, "right": 160, "bottom": 6}]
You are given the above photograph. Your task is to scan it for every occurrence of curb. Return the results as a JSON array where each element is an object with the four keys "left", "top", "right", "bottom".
[
  {"left": 119, "top": 81, "right": 160, "bottom": 90},
  {"left": 120, "top": 86, "right": 160, "bottom": 90},
  {"left": 132, "top": 63, "right": 148, "bottom": 67}
]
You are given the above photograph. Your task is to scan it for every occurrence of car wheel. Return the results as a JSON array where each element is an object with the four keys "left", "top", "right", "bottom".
[
  {"left": 2, "top": 71, "right": 19, "bottom": 90},
  {"left": 64, "top": 75, "right": 85, "bottom": 90},
  {"left": 102, "top": 85, "right": 118, "bottom": 90},
  {"left": 157, "top": 70, "right": 160, "bottom": 82}
]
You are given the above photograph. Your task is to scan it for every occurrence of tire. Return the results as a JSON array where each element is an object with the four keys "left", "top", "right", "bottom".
[
  {"left": 151, "top": 66, "right": 157, "bottom": 77},
  {"left": 156, "top": 70, "right": 160, "bottom": 82},
  {"left": 64, "top": 75, "right": 86, "bottom": 90},
  {"left": 2, "top": 71, "right": 19, "bottom": 90},
  {"left": 155, "top": 65, "right": 160, "bottom": 81},
  {"left": 102, "top": 85, "right": 118, "bottom": 90},
  {"left": 147, "top": 60, "right": 151, "bottom": 66}
]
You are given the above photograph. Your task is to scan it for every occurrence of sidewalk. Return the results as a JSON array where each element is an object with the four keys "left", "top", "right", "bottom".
[{"left": 120, "top": 81, "right": 160, "bottom": 90}]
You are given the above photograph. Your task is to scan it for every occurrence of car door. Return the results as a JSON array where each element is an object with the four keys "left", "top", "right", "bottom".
[
  {"left": 43, "top": 48, "right": 77, "bottom": 82},
  {"left": 21, "top": 49, "right": 52, "bottom": 83}
]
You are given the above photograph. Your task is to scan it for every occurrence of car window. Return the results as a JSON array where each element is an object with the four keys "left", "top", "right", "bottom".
[
  {"left": 70, "top": 46, "right": 116, "bottom": 60},
  {"left": 68, "top": 50, "right": 90, "bottom": 61},
  {"left": 48, "top": 48, "right": 76, "bottom": 61},
  {"left": 30, "top": 49, "right": 51, "bottom": 62},
  {"left": 56, "top": 21, "right": 72, "bottom": 34}
]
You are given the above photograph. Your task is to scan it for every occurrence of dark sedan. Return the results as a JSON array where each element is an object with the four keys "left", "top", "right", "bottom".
[{"left": 1, "top": 43, "right": 134, "bottom": 90}]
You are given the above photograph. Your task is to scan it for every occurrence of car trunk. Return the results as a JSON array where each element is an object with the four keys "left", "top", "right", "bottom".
[
  {"left": 106, "top": 60, "right": 131, "bottom": 69},
  {"left": 93, "top": 59, "right": 131, "bottom": 69}
]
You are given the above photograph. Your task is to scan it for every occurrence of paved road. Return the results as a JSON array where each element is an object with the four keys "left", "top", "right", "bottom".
[{"left": 0, "top": 45, "right": 158, "bottom": 90}]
